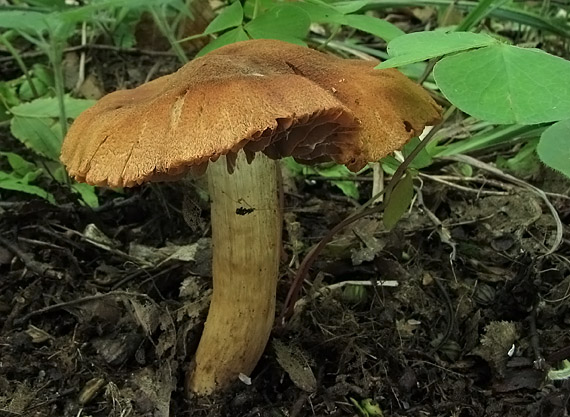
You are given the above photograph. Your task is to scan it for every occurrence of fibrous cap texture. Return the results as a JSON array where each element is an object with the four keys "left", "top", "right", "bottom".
[{"left": 61, "top": 39, "right": 441, "bottom": 187}]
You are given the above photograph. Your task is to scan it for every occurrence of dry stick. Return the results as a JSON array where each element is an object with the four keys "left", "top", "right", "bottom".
[
  {"left": 443, "top": 154, "right": 564, "bottom": 256},
  {"left": 22, "top": 388, "right": 77, "bottom": 413},
  {"left": 74, "top": 21, "right": 87, "bottom": 92},
  {"left": 0, "top": 236, "right": 67, "bottom": 281},
  {"left": 421, "top": 174, "right": 516, "bottom": 190},
  {"left": 528, "top": 307, "right": 546, "bottom": 369},
  {"left": 13, "top": 291, "right": 156, "bottom": 326},
  {"left": 422, "top": 173, "right": 570, "bottom": 200},
  {"left": 420, "top": 173, "right": 510, "bottom": 196},
  {"left": 371, "top": 162, "right": 384, "bottom": 203},
  {"left": 279, "top": 107, "right": 457, "bottom": 324}
]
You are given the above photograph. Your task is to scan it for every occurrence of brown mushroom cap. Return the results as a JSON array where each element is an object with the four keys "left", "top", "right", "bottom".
[
  {"left": 61, "top": 39, "right": 441, "bottom": 188},
  {"left": 211, "top": 40, "right": 442, "bottom": 170}
]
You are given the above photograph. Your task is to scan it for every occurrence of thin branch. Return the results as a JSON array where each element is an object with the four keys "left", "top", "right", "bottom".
[{"left": 420, "top": 173, "right": 510, "bottom": 196}]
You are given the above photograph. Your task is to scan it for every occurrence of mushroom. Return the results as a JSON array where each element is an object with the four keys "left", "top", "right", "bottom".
[{"left": 60, "top": 39, "right": 441, "bottom": 395}]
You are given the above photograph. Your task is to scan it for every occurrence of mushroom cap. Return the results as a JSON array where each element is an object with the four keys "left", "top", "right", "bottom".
[{"left": 61, "top": 39, "right": 441, "bottom": 187}]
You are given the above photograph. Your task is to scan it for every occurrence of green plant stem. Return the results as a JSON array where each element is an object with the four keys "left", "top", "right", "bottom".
[
  {"left": 44, "top": 37, "right": 71, "bottom": 187},
  {"left": 48, "top": 42, "right": 67, "bottom": 138},
  {"left": 176, "top": 32, "right": 208, "bottom": 44},
  {"left": 150, "top": 8, "right": 188, "bottom": 64},
  {"left": 433, "top": 124, "right": 547, "bottom": 157},
  {"left": 457, "top": 0, "right": 500, "bottom": 32},
  {"left": 253, "top": 0, "right": 260, "bottom": 19},
  {"left": 316, "top": 26, "right": 342, "bottom": 52},
  {"left": 0, "top": 31, "right": 39, "bottom": 98}
]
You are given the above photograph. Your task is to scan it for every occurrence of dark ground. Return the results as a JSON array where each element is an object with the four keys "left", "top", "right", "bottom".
[{"left": 1, "top": 48, "right": 570, "bottom": 417}]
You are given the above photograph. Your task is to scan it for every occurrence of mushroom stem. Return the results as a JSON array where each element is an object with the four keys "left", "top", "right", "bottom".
[{"left": 187, "top": 152, "right": 281, "bottom": 395}]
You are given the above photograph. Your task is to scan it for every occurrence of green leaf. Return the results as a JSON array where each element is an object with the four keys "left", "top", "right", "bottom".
[
  {"left": 537, "top": 119, "right": 570, "bottom": 178},
  {"left": 380, "top": 155, "right": 399, "bottom": 175},
  {"left": 282, "top": 157, "right": 307, "bottom": 176},
  {"left": 10, "top": 117, "right": 62, "bottom": 160},
  {"left": 0, "top": 82, "right": 19, "bottom": 122},
  {"left": 383, "top": 173, "right": 413, "bottom": 230},
  {"left": 111, "top": 9, "right": 140, "bottom": 49},
  {"left": 434, "top": 44, "right": 570, "bottom": 124},
  {"left": 242, "top": 0, "right": 275, "bottom": 18},
  {"left": 245, "top": 4, "right": 311, "bottom": 42},
  {"left": 18, "top": 64, "right": 53, "bottom": 101},
  {"left": 0, "top": 171, "right": 55, "bottom": 203},
  {"left": 32, "top": 64, "right": 54, "bottom": 87},
  {"left": 331, "top": 180, "right": 359, "bottom": 199},
  {"left": 203, "top": 1, "right": 243, "bottom": 35},
  {"left": 0, "top": 152, "right": 38, "bottom": 177},
  {"left": 51, "top": 164, "right": 68, "bottom": 184},
  {"left": 402, "top": 137, "right": 433, "bottom": 169},
  {"left": 72, "top": 182, "right": 99, "bottom": 208},
  {"left": 333, "top": 1, "right": 370, "bottom": 14},
  {"left": 43, "top": 14, "right": 74, "bottom": 42},
  {"left": 334, "top": 0, "right": 570, "bottom": 38},
  {"left": 316, "top": 164, "right": 359, "bottom": 199},
  {"left": 21, "top": 169, "right": 42, "bottom": 184},
  {"left": 10, "top": 96, "right": 96, "bottom": 119},
  {"left": 283, "top": 158, "right": 359, "bottom": 198},
  {"left": 0, "top": 10, "right": 70, "bottom": 41},
  {"left": 455, "top": 163, "right": 473, "bottom": 177},
  {"left": 19, "top": 78, "right": 49, "bottom": 101},
  {"left": 376, "top": 31, "right": 498, "bottom": 69},
  {"left": 292, "top": 1, "right": 345, "bottom": 23},
  {"left": 25, "top": 0, "right": 66, "bottom": 8},
  {"left": 342, "top": 14, "right": 404, "bottom": 42},
  {"left": 496, "top": 138, "right": 540, "bottom": 177},
  {"left": 196, "top": 26, "right": 250, "bottom": 57},
  {"left": 0, "top": 10, "right": 50, "bottom": 34},
  {"left": 58, "top": 0, "right": 179, "bottom": 23}
]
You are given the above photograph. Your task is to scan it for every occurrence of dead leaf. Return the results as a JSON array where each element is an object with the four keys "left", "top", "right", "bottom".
[
  {"left": 124, "top": 298, "right": 159, "bottom": 336},
  {"left": 4, "top": 383, "right": 34, "bottom": 414},
  {"left": 83, "top": 223, "right": 118, "bottom": 251},
  {"left": 132, "top": 366, "right": 174, "bottom": 417},
  {"left": 24, "top": 324, "right": 53, "bottom": 343},
  {"left": 78, "top": 74, "right": 105, "bottom": 99},
  {"left": 273, "top": 339, "right": 316, "bottom": 392},
  {"left": 474, "top": 321, "right": 519, "bottom": 376},
  {"left": 128, "top": 238, "right": 211, "bottom": 267},
  {"left": 78, "top": 377, "right": 106, "bottom": 405}
]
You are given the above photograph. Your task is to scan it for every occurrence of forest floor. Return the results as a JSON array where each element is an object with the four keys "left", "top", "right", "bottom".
[{"left": 1, "top": 46, "right": 570, "bottom": 417}]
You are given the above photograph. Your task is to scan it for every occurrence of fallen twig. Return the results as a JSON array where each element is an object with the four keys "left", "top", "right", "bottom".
[
  {"left": 13, "top": 291, "right": 154, "bottom": 326},
  {"left": 0, "top": 236, "right": 67, "bottom": 281}
]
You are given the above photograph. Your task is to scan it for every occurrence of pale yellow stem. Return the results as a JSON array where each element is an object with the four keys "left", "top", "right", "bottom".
[{"left": 187, "top": 153, "right": 281, "bottom": 395}]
